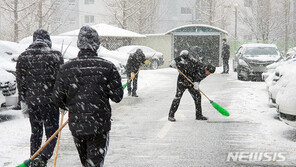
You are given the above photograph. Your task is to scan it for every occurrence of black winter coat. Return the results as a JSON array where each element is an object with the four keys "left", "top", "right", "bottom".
[
  {"left": 125, "top": 52, "right": 146, "bottom": 73},
  {"left": 53, "top": 50, "right": 123, "bottom": 136},
  {"left": 16, "top": 42, "right": 63, "bottom": 106},
  {"left": 175, "top": 55, "right": 208, "bottom": 85},
  {"left": 222, "top": 43, "right": 230, "bottom": 60}
]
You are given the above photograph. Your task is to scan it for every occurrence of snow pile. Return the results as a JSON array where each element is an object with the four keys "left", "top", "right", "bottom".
[
  {"left": 59, "top": 23, "right": 146, "bottom": 38},
  {"left": 0, "top": 68, "right": 15, "bottom": 85},
  {"left": 0, "top": 40, "right": 27, "bottom": 71}
]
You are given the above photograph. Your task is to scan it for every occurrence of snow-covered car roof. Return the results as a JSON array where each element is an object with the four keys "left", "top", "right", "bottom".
[{"left": 241, "top": 43, "right": 278, "bottom": 48}]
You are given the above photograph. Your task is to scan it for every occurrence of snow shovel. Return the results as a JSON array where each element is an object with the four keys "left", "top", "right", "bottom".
[
  {"left": 176, "top": 68, "right": 230, "bottom": 117},
  {"left": 53, "top": 110, "right": 66, "bottom": 167},
  {"left": 16, "top": 119, "right": 69, "bottom": 167},
  {"left": 123, "top": 53, "right": 156, "bottom": 89}
]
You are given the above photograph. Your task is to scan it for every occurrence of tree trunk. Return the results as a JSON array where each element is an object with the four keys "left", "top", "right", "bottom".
[
  {"left": 13, "top": 0, "right": 18, "bottom": 42},
  {"left": 122, "top": 0, "right": 127, "bottom": 29},
  {"left": 38, "top": 0, "right": 43, "bottom": 29}
]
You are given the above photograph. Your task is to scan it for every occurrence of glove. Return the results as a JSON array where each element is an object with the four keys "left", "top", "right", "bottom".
[
  {"left": 130, "top": 72, "right": 135, "bottom": 80},
  {"left": 193, "top": 82, "right": 199, "bottom": 90},
  {"left": 170, "top": 60, "right": 176, "bottom": 68},
  {"left": 144, "top": 60, "right": 150, "bottom": 65}
]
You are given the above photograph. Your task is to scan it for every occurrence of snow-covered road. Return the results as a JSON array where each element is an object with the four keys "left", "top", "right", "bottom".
[{"left": 1, "top": 68, "right": 296, "bottom": 167}]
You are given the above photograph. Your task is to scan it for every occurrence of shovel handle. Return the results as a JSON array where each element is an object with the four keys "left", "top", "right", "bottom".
[{"left": 53, "top": 110, "right": 65, "bottom": 166}]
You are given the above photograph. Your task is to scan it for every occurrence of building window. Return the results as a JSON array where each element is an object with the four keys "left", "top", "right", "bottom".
[
  {"left": 84, "top": 15, "right": 94, "bottom": 23},
  {"left": 181, "top": 7, "right": 192, "bottom": 14},
  {"left": 85, "top": 0, "right": 94, "bottom": 4},
  {"left": 244, "top": 0, "right": 252, "bottom": 7}
]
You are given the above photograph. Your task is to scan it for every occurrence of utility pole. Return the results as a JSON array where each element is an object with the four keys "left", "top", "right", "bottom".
[{"left": 284, "top": 0, "right": 290, "bottom": 53}]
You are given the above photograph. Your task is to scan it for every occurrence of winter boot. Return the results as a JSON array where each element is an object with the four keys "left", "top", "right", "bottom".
[
  {"left": 168, "top": 116, "right": 176, "bottom": 122},
  {"left": 196, "top": 115, "right": 208, "bottom": 120},
  {"left": 31, "top": 156, "right": 47, "bottom": 167},
  {"left": 132, "top": 92, "right": 138, "bottom": 97}
]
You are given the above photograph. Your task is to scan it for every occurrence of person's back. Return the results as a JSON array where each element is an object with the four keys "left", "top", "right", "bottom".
[
  {"left": 53, "top": 25, "right": 123, "bottom": 166},
  {"left": 55, "top": 50, "right": 123, "bottom": 135},
  {"left": 126, "top": 49, "right": 146, "bottom": 73},
  {"left": 17, "top": 31, "right": 63, "bottom": 105},
  {"left": 174, "top": 51, "right": 208, "bottom": 84},
  {"left": 16, "top": 29, "right": 63, "bottom": 167}
]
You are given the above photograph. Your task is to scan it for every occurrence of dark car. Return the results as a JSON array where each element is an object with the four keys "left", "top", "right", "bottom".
[{"left": 233, "top": 44, "right": 281, "bottom": 81}]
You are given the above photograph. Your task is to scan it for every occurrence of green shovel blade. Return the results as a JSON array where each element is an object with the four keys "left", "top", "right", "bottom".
[
  {"left": 122, "top": 83, "right": 128, "bottom": 90},
  {"left": 16, "top": 159, "right": 30, "bottom": 167},
  {"left": 210, "top": 101, "right": 230, "bottom": 117}
]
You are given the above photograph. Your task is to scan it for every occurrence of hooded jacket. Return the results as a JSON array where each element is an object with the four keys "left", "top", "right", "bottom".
[
  {"left": 53, "top": 26, "right": 123, "bottom": 136},
  {"left": 125, "top": 49, "right": 146, "bottom": 73},
  {"left": 16, "top": 29, "right": 63, "bottom": 106},
  {"left": 174, "top": 52, "right": 208, "bottom": 86}
]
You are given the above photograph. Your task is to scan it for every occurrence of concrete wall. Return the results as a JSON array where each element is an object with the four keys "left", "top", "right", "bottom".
[{"left": 132, "top": 35, "right": 172, "bottom": 68}]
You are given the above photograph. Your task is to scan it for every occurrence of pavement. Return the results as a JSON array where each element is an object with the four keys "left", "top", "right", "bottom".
[{"left": 8, "top": 68, "right": 296, "bottom": 167}]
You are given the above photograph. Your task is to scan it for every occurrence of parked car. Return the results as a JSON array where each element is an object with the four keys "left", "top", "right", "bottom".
[
  {"left": 233, "top": 43, "right": 281, "bottom": 81},
  {"left": 275, "top": 64, "right": 296, "bottom": 127},
  {"left": 116, "top": 45, "right": 164, "bottom": 70},
  {"left": 97, "top": 46, "right": 126, "bottom": 75}
]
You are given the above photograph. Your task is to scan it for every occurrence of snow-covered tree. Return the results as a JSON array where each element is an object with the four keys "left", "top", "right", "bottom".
[
  {"left": 0, "top": 0, "right": 36, "bottom": 41},
  {"left": 239, "top": 0, "right": 293, "bottom": 44}
]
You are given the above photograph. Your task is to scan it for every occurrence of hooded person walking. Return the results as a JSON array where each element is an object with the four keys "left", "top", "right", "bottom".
[
  {"left": 16, "top": 29, "right": 64, "bottom": 167},
  {"left": 168, "top": 50, "right": 215, "bottom": 122},
  {"left": 53, "top": 26, "right": 123, "bottom": 167}
]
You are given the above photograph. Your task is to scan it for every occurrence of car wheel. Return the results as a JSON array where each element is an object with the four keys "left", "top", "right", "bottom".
[
  {"left": 150, "top": 60, "right": 158, "bottom": 70},
  {"left": 237, "top": 71, "right": 243, "bottom": 80}
]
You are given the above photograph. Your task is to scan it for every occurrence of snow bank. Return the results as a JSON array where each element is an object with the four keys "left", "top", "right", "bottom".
[{"left": 59, "top": 23, "right": 146, "bottom": 38}]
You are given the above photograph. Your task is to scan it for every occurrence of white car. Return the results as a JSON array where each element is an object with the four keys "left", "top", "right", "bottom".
[
  {"left": 116, "top": 45, "right": 164, "bottom": 70},
  {"left": 275, "top": 65, "right": 296, "bottom": 127}
]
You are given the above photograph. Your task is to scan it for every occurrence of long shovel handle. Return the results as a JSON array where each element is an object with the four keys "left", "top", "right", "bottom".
[
  {"left": 176, "top": 68, "right": 211, "bottom": 101},
  {"left": 53, "top": 110, "right": 65, "bottom": 167},
  {"left": 30, "top": 119, "right": 69, "bottom": 161}
]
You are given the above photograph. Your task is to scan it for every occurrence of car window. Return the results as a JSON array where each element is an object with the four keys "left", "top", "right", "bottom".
[{"left": 244, "top": 47, "right": 278, "bottom": 56}]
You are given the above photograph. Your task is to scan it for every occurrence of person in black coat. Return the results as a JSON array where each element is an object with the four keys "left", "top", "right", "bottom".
[
  {"left": 168, "top": 50, "right": 215, "bottom": 122},
  {"left": 53, "top": 26, "right": 123, "bottom": 167},
  {"left": 125, "top": 49, "right": 149, "bottom": 97},
  {"left": 16, "top": 29, "right": 63, "bottom": 167},
  {"left": 222, "top": 38, "right": 230, "bottom": 74}
]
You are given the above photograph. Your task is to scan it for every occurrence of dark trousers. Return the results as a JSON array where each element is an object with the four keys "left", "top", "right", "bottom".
[
  {"left": 28, "top": 103, "right": 59, "bottom": 160},
  {"left": 73, "top": 132, "right": 109, "bottom": 167},
  {"left": 169, "top": 81, "right": 202, "bottom": 118},
  {"left": 223, "top": 59, "right": 229, "bottom": 73},
  {"left": 126, "top": 71, "right": 139, "bottom": 94}
]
